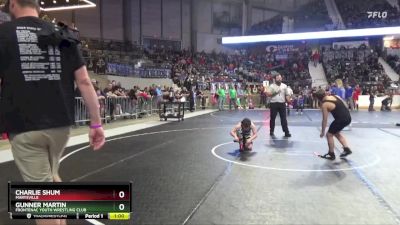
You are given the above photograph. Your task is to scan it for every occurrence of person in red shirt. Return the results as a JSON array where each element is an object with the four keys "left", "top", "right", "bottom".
[
  {"left": 139, "top": 88, "right": 150, "bottom": 100},
  {"left": 312, "top": 51, "right": 320, "bottom": 67},
  {"left": 199, "top": 56, "right": 206, "bottom": 65},
  {"left": 352, "top": 84, "right": 361, "bottom": 111}
]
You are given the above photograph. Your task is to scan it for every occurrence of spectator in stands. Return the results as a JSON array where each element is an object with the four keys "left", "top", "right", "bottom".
[
  {"left": 217, "top": 84, "right": 226, "bottom": 111},
  {"left": 95, "top": 58, "right": 106, "bottom": 74},
  {"left": 128, "top": 86, "right": 138, "bottom": 114},
  {"left": 140, "top": 87, "right": 151, "bottom": 100},
  {"left": 330, "top": 82, "right": 338, "bottom": 96},
  {"left": 236, "top": 85, "right": 244, "bottom": 109},
  {"left": 311, "top": 87, "right": 318, "bottom": 108},
  {"left": 303, "top": 85, "right": 312, "bottom": 108},
  {"left": 103, "top": 83, "right": 117, "bottom": 120},
  {"left": 325, "top": 84, "right": 331, "bottom": 94},
  {"left": 91, "top": 78, "right": 98, "bottom": 88},
  {"left": 113, "top": 86, "right": 127, "bottom": 116},
  {"left": 188, "top": 88, "right": 195, "bottom": 112},
  {"left": 163, "top": 85, "right": 168, "bottom": 92},
  {"left": 259, "top": 86, "right": 267, "bottom": 108},
  {"left": 242, "top": 86, "right": 250, "bottom": 109},
  {"left": 229, "top": 85, "right": 237, "bottom": 110},
  {"left": 352, "top": 84, "right": 361, "bottom": 111},
  {"left": 196, "top": 89, "right": 206, "bottom": 110},
  {"left": 94, "top": 85, "right": 105, "bottom": 97},
  {"left": 344, "top": 83, "right": 354, "bottom": 110},
  {"left": 103, "top": 83, "right": 114, "bottom": 96},
  {"left": 335, "top": 80, "right": 345, "bottom": 99},
  {"left": 155, "top": 85, "right": 163, "bottom": 108},
  {"left": 312, "top": 51, "right": 320, "bottom": 67},
  {"left": 148, "top": 85, "right": 155, "bottom": 98},
  {"left": 113, "top": 85, "right": 125, "bottom": 97},
  {"left": 296, "top": 92, "right": 305, "bottom": 115},
  {"left": 368, "top": 90, "right": 375, "bottom": 111},
  {"left": 316, "top": 86, "right": 324, "bottom": 107},
  {"left": 175, "top": 88, "right": 184, "bottom": 102},
  {"left": 168, "top": 87, "right": 175, "bottom": 102}
]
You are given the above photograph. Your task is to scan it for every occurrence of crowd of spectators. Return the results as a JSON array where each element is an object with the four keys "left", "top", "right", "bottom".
[
  {"left": 74, "top": 19, "right": 397, "bottom": 111},
  {"left": 168, "top": 46, "right": 313, "bottom": 92},
  {"left": 75, "top": 78, "right": 183, "bottom": 119},
  {"left": 292, "top": 0, "right": 331, "bottom": 32},
  {"left": 248, "top": 0, "right": 331, "bottom": 35},
  {"left": 386, "top": 54, "right": 400, "bottom": 75},
  {"left": 322, "top": 46, "right": 391, "bottom": 88},
  {"left": 247, "top": 15, "right": 283, "bottom": 35},
  {"left": 246, "top": 0, "right": 400, "bottom": 35},
  {"left": 79, "top": 37, "right": 398, "bottom": 115},
  {"left": 80, "top": 38, "right": 313, "bottom": 93}
]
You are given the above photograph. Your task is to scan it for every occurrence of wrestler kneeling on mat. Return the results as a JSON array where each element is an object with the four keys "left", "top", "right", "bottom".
[
  {"left": 316, "top": 89, "right": 352, "bottom": 160},
  {"left": 230, "top": 118, "right": 258, "bottom": 152}
]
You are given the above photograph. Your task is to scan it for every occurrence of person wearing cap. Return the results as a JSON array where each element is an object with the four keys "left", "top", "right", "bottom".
[
  {"left": 0, "top": 1, "right": 105, "bottom": 224},
  {"left": 265, "top": 74, "right": 292, "bottom": 137}
]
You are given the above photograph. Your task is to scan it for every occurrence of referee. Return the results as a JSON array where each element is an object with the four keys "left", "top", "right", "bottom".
[
  {"left": 0, "top": 1, "right": 105, "bottom": 224},
  {"left": 266, "top": 74, "right": 291, "bottom": 137}
]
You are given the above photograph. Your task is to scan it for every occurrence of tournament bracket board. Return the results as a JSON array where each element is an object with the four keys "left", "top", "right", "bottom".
[{"left": 8, "top": 182, "right": 132, "bottom": 220}]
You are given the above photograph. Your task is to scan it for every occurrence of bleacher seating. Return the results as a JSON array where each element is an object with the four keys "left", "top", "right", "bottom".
[
  {"left": 248, "top": 0, "right": 331, "bottom": 35},
  {"left": 322, "top": 47, "right": 392, "bottom": 89},
  {"left": 335, "top": 0, "right": 400, "bottom": 29}
]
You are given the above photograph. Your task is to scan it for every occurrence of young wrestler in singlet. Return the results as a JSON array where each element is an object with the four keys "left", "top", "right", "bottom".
[
  {"left": 315, "top": 89, "right": 352, "bottom": 160},
  {"left": 230, "top": 118, "right": 257, "bottom": 152}
]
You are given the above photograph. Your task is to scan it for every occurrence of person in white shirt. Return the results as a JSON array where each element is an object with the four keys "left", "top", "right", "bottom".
[{"left": 265, "top": 74, "right": 291, "bottom": 137}]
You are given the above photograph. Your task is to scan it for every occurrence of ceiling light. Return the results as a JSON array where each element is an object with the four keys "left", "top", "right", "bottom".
[{"left": 222, "top": 27, "right": 400, "bottom": 44}]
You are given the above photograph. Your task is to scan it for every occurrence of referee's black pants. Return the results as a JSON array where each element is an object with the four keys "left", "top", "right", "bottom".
[{"left": 270, "top": 102, "right": 290, "bottom": 134}]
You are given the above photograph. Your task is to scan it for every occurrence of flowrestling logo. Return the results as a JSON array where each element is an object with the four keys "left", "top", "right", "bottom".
[{"left": 367, "top": 11, "right": 388, "bottom": 19}]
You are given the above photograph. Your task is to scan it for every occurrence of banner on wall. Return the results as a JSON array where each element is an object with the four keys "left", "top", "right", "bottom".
[
  {"left": 266, "top": 44, "right": 299, "bottom": 53},
  {"left": 106, "top": 63, "right": 171, "bottom": 78},
  {"left": 275, "top": 54, "right": 289, "bottom": 60},
  {"left": 137, "top": 68, "right": 171, "bottom": 78},
  {"left": 332, "top": 40, "right": 369, "bottom": 49}
]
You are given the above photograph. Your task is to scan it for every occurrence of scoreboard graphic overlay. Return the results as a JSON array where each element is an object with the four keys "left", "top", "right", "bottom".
[{"left": 8, "top": 182, "right": 132, "bottom": 220}]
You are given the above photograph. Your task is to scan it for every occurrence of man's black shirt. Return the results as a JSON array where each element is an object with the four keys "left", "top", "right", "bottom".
[{"left": 0, "top": 17, "right": 85, "bottom": 133}]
